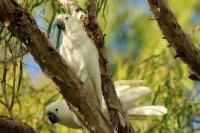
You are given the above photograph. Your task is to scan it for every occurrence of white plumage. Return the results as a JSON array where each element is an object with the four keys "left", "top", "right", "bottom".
[
  {"left": 56, "top": 14, "right": 102, "bottom": 109},
  {"left": 46, "top": 80, "right": 167, "bottom": 129},
  {"left": 51, "top": 14, "right": 167, "bottom": 130}
]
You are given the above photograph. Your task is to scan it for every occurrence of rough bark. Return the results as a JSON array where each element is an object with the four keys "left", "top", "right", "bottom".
[
  {"left": 0, "top": 0, "right": 114, "bottom": 132},
  {"left": 147, "top": 0, "right": 200, "bottom": 81},
  {"left": 56, "top": 0, "right": 135, "bottom": 132},
  {"left": 0, "top": 116, "right": 36, "bottom": 133}
]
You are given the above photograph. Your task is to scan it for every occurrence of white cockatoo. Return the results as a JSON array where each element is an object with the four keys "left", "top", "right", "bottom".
[
  {"left": 46, "top": 80, "right": 167, "bottom": 128},
  {"left": 56, "top": 14, "right": 102, "bottom": 109}
]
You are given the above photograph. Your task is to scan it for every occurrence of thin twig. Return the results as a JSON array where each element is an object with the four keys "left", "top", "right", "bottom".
[
  {"left": 0, "top": 79, "right": 14, "bottom": 89},
  {"left": 0, "top": 52, "right": 27, "bottom": 64},
  {"left": 1, "top": 40, "right": 13, "bottom": 117},
  {"left": 2, "top": 41, "right": 9, "bottom": 107},
  {"left": 10, "top": 44, "right": 17, "bottom": 114},
  {"left": 0, "top": 99, "right": 6, "bottom": 107},
  {"left": 17, "top": 58, "right": 23, "bottom": 93}
]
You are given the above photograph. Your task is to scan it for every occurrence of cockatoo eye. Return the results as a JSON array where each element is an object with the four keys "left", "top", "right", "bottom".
[
  {"left": 55, "top": 108, "right": 58, "bottom": 112},
  {"left": 65, "top": 17, "right": 68, "bottom": 20}
]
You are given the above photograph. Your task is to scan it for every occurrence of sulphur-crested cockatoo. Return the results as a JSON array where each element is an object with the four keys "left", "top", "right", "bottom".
[
  {"left": 46, "top": 80, "right": 167, "bottom": 128},
  {"left": 56, "top": 14, "right": 102, "bottom": 109}
]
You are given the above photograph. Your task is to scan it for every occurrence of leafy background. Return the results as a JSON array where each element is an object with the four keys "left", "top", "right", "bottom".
[{"left": 0, "top": 0, "right": 200, "bottom": 132}]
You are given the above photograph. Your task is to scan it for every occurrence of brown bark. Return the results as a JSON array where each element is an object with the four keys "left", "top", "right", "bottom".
[
  {"left": 85, "top": 2, "right": 135, "bottom": 133},
  {"left": 147, "top": 0, "right": 200, "bottom": 81},
  {"left": 0, "top": 0, "right": 114, "bottom": 132},
  {"left": 0, "top": 116, "right": 36, "bottom": 133},
  {"left": 56, "top": 0, "right": 135, "bottom": 132}
]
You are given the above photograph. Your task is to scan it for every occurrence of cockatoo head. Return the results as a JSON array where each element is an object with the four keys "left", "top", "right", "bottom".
[
  {"left": 45, "top": 100, "right": 80, "bottom": 128},
  {"left": 56, "top": 14, "right": 82, "bottom": 34}
]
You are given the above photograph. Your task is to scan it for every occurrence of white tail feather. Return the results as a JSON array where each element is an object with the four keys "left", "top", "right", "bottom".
[
  {"left": 127, "top": 106, "right": 167, "bottom": 117},
  {"left": 102, "top": 85, "right": 152, "bottom": 106},
  {"left": 116, "top": 86, "right": 152, "bottom": 110}
]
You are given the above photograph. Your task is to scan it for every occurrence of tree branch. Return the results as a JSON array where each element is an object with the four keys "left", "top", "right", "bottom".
[
  {"left": 147, "top": 0, "right": 200, "bottom": 81},
  {"left": 0, "top": 0, "right": 114, "bottom": 132},
  {"left": 56, "top": 0, "right": 135, "bottom": 132},
  {"left": 0, "top": 116, "right": 36, "bottom": 133}
]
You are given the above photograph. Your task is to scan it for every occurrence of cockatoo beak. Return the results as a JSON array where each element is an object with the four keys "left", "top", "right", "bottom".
[
  {"left": 47, "top": 112, "right": 59, "bottom": 124},
  {"left": 56, "top": 19, "right": 65, "bottom": 30}
]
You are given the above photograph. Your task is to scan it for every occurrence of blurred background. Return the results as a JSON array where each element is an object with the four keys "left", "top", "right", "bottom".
[{"left": 0, "top": 0, "right": 200, "bottom": 132}]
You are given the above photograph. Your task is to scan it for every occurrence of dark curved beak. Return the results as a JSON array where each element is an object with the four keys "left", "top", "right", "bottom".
[
  {"left": 47, "top": 112, "right": 59, "bottom": 124},
  {"left": 56, "top": 19, "right": 65, "bottom": 30}
]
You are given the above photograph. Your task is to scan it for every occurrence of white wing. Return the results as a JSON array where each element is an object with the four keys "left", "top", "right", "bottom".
[
  {"left": 85, "top": 43, "right": 102, "bottom": 108},
  {"left": 77, "top": 31, "right": 102, "bottom": 109}
]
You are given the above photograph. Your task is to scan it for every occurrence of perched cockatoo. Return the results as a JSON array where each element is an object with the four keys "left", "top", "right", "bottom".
[
  {"left": 46, "top": 80, "right": 167, "bottom": 129},
  {"left": 56, "top": 14, "right": 102, "bottom": 109}
]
